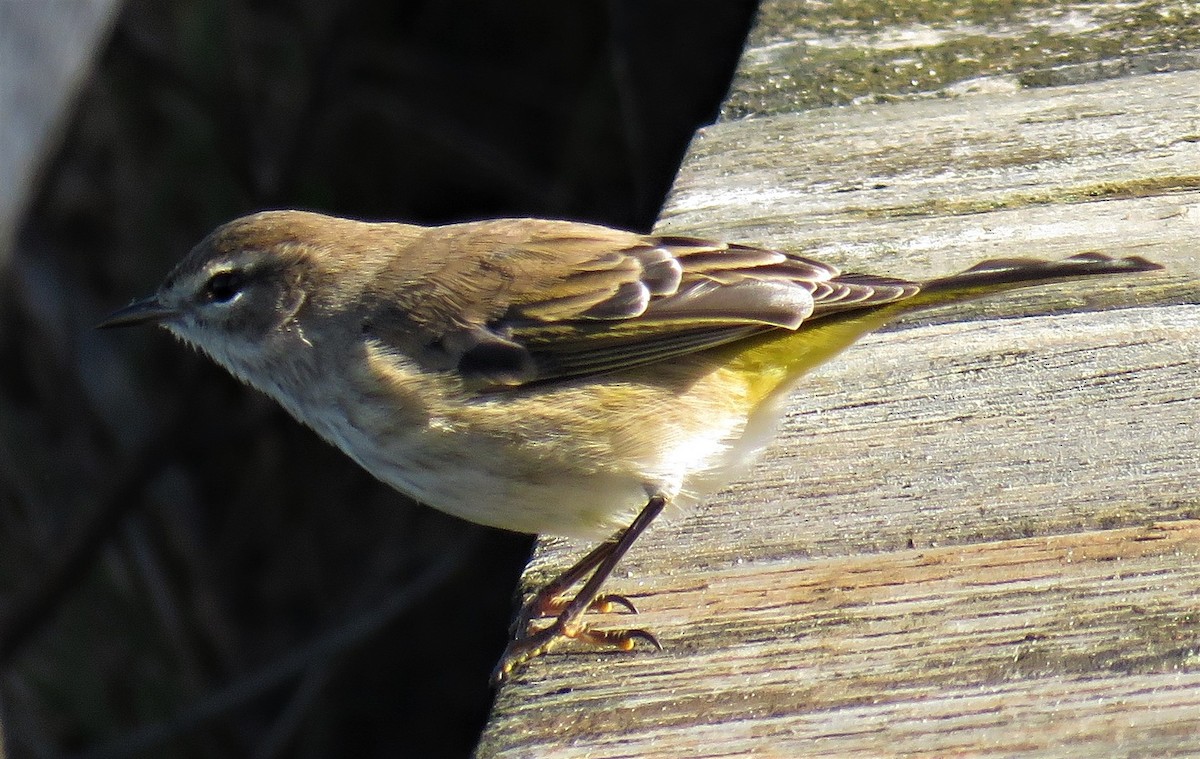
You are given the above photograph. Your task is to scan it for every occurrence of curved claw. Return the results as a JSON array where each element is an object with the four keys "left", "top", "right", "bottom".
[
  {"left": 588, "top": 593, "right": 640, "bottom": 615},
  {"left": 576, "top": 625, "right": 662, "bottom": 652},
  {"left": 626, "top": 628, "right": 663, "bottom": 651}
]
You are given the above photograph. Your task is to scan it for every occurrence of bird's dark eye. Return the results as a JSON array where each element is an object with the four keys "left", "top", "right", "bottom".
[{"left": 204, "top": 270, "right": 245, "bottom": 303}]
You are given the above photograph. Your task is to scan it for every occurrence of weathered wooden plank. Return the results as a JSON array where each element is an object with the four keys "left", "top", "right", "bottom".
[
  {"left": 479, "top": 3, "right": 1199, "bottom": 756},
  {"left": 726, "top": 1, "right": 1200, "bottom": 117},
  {"left": 482, "top": 252, "right": 1198, "bottom": 758},
  {"left": 484, "top": 522, "right": 1200, "bottom": 757},
  {"left": 660, "top": 68, "right": 1200, "bottom": 299}
]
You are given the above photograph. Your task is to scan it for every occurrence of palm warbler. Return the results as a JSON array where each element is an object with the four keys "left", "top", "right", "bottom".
[{"left": 100, "top": 210, "right": 1160, "bottom": 681}]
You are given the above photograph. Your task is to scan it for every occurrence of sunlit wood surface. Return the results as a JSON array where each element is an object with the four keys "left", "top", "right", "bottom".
[{"left": 479, "top": 2, "right": 1199, "bottom": 756}]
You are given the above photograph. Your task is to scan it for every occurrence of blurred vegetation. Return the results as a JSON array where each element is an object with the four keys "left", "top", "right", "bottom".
[{"left": 0, "top": 1, "right": 755, "bottom": 756}]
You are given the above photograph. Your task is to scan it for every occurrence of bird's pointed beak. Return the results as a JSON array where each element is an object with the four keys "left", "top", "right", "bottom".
[{"left": 97, "top": 296, "right": 177, "bottom": 329}]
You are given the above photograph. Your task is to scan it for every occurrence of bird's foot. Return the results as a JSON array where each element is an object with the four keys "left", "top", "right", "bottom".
[{"left": 491, "top": 618, "right": 661, "bottom": 685}]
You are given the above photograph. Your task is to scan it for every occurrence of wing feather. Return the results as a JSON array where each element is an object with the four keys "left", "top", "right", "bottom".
[{"left": 372, "top": 221, "right": 921, "bottom": 387}]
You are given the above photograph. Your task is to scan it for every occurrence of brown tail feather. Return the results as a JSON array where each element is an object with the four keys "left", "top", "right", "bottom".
[{"left": 921, "top": 252, "right": 1162, "bottom": 295}]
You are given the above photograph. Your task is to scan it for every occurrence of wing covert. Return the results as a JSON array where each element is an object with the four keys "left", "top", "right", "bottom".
[{"left": 370, "top": 222, "right": 921, "bottom": 388}]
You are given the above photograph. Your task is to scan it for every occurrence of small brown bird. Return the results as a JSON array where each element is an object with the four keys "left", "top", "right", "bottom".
[{"left": 100, "top": 210, "right": 1161, "bottom": 681}]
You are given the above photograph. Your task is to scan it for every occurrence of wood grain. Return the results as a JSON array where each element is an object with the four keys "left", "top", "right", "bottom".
[
  {"left": 660, "top": 69, "right": 1200, "bottom": 303},
  {"left": 479, "top": 2, "right": 1199, "bottom": 756},
  {"left": 486, "top": 522, "right": 1200, "bottom": 757}
]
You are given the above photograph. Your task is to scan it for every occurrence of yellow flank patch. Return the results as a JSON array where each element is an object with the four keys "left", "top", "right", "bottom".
[{"left": 722, "top": 307, "right": 899, "bottom": 408}]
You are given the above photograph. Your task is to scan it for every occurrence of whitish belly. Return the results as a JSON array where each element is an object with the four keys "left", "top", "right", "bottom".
[{"left": 285, "top": 374, "right": 766, "bottom": 539}]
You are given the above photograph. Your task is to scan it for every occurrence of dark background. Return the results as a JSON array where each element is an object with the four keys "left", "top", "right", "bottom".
[{"left": 1, "top": 1, "right": 755, "bottom": 757}]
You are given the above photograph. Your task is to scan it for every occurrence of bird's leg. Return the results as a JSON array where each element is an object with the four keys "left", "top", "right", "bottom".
[
  {"left": 517, "top": 537, "right": 639, "bottom": 622},
  {"left": 493, "top": 494, "right": 667, "bottom": 684}
]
